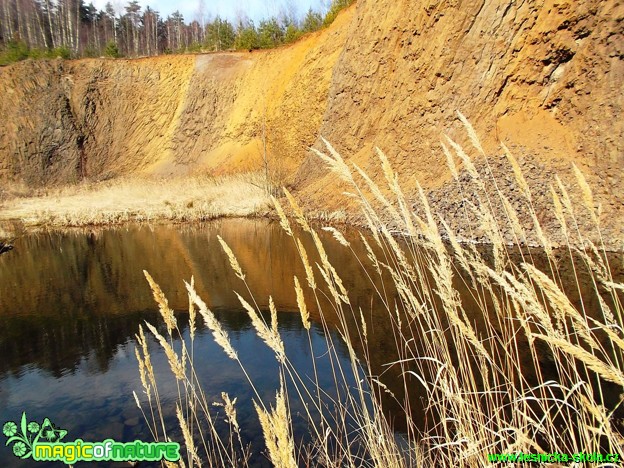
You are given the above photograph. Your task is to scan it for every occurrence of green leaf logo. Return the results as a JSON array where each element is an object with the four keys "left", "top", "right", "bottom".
[{"left": 3, "top": 413, "right": 67, "bottom": 460}]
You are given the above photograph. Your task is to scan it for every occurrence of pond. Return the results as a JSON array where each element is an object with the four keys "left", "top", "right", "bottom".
[
  {"left": 0, "top": 218, "right": 622, "bottom": 466},
  {"left": 0, "top": 219, "right": 396, "bottom": 467}
]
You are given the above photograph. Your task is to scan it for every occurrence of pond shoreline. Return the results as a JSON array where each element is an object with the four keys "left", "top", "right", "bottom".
[
  {"left": 2, "top": 212, "right": 623, "bottom": 256},
  {"left": 0, "top": 172, "right": 622, "bottom": 254},
  {"left": 0, "top": 172, "right": 270, "bottom": 228}
]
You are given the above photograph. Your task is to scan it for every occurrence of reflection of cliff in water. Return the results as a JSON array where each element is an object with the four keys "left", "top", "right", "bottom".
[
  {"left": 349, "top": 247, "right": 623, "bottom": 434},
  {"left": 0, "top": 219, "right": 621, "bottom": 431},
  {"left": 0, "top": 219, "right": 372, "bottom": 378}
]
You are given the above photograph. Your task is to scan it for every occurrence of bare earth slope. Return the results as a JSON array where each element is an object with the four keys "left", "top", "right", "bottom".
[
  {"left": 0, "top": 9, "right": 353, "bottom": 185},
  {"left": 0, "top": 1, "right": 622, "bottom": 241},
  {"left": 298, "top": 0, "right": 623, "bottom": 242}
]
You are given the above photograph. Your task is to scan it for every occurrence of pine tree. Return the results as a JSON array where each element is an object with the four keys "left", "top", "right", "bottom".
[
  {"left": 234, "top": 19, "right": 258, "bottom": 51},
  {"left": 302, "top": 8, "right": 322, "bottom": 33}
]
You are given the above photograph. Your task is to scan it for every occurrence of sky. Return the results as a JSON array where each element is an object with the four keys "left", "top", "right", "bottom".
[{"left": 91, "top": 0, "right": 330, "bottom": 23}]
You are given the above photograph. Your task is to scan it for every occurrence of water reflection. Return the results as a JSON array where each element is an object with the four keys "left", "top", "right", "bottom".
[
  {"left": 0, "top": 219, "right": 397, "bottom": 377},
  {"left": 0, "top": 219, "right": 375, "bottom": 467},
  {"left": 0, "top": 219, "right": 621, "bottom": 466}
]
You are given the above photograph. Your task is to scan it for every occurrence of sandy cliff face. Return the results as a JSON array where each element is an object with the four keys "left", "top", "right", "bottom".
[
  {"left": 0, "top": 9, "right": 352, "bottom": 185},
  {"left": 316, "top": 0, "right": 623, "bottom": 171},
  {"left": 299, "top": 0, "right": 623, "bottom": 239},
  {"left": 0, "top": 57, "right": 191, "bottom": 184},
  {"left": 0, "top": 1, "right": 621, "bottom": 237}
]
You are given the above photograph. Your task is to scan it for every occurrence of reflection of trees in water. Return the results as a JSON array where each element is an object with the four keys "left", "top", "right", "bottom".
[
  {"left": 0, "top": 305, "right": 298, "bottom": 378},
  {"left": 0, "top": 242, "right": 12, "bottom": 255},
  {"left": 0, "top": 220, "right": 621, "bottom": 432},
  {"left": 0, "top": 310, "right": 167, "bottom": 377},
  {"left": 0, "top": 220, "right": 362, "bottom": 377}
]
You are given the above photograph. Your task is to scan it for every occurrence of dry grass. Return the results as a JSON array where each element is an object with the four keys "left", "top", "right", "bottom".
[
  {"left": 137, "top": 121, "right": 623, "bottom": 466},
  {"left": 0, "top": 172, "right": 270, "bottom": 227}
]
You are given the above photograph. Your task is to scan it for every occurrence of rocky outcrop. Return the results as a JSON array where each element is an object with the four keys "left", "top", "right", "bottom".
[
  {"left": 0, "top": 1, "right": 622, "bottom": 239},
  {"left": 298, "top": 0, "right": 623, "bottom": 241},
  {"left": 312, "top": 0, "right": 623, "bottom": 173}
]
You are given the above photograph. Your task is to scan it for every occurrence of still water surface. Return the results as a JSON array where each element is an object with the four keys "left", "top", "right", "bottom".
[
  {"left": 0, "top": 219, "right": 389, "bottom": 467},
  {"left": 0, "top": 218, "right": 622, "bottom": 466}
]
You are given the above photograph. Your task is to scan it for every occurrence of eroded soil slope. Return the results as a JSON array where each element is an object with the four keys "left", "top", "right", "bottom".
[
  {"left": 0, "top": 9, "right": 352, "bottom": 185},
  {"left": 0, "top": 0, "right": 622, "bottom": 240},
  {"left": 302, "top": 0, "right": 623, "bottom": 241}
]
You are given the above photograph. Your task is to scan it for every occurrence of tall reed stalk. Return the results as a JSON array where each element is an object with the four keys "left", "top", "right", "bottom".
[{"left": 136, "top": 120, "right": 623, "bottom": 466}]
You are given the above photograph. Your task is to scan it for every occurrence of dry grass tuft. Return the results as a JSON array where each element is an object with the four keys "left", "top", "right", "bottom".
[
  {"left": 136, "top": 123, "right": 623, "bottom": 467},
  {"left": 254, "top": 382, "right": 297, "bottom": 468},
  {"left": 0, "top": 173, "right": 270, "bottom": 228}
]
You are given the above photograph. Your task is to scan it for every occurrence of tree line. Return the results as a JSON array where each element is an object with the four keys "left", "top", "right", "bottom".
[{"left": 0, "top": 0, "right": 355, "bottom": 65}]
